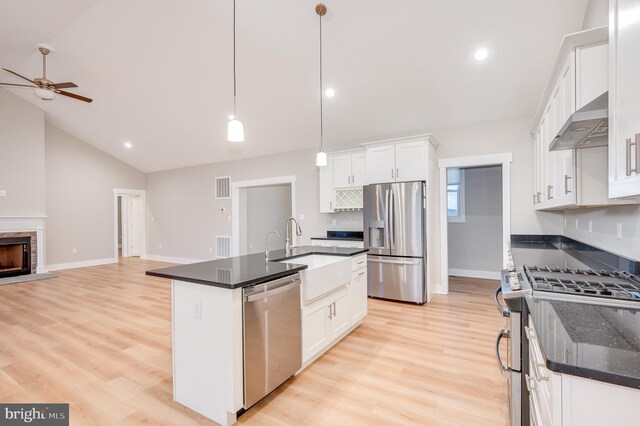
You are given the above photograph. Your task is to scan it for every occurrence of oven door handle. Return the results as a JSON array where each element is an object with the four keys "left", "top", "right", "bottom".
[
  {"left": 494, "top": 286, "right": 510, "bottom": 318},
  {"left": 495, "top": 329, "right": 514, "bottom": 376}
]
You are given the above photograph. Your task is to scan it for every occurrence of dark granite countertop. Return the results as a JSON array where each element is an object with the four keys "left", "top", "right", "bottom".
[
  {"left": 146, "top": 246, "right": 367, "bottom": 289},
  {"left": 511, "top": 235, "right": 640, "bottom": 389},
  {"left": 525, "top": 295, "right": 640, "bottom": 389}
]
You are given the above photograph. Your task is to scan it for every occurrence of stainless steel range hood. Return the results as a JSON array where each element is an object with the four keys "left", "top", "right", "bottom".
[{"left": 549, "top": 92, "right": 608, "bottom": 151}]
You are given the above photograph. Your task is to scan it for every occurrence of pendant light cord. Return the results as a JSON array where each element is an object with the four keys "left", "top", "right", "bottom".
[
  {"left": 319, "top": 11, "right": 324, "bottom": 151},
  {"left": 233, "top": 0, "right": 237, "bottom": 116}
]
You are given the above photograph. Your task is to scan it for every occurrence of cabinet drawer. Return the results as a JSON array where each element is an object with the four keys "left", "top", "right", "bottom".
[{"left": 351, "top": 254, "right": 367, "bottom": 271}]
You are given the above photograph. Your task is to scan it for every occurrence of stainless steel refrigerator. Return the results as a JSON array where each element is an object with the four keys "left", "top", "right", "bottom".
[{"left": 364, "top": 181, "right": 427, "bottom": 304}]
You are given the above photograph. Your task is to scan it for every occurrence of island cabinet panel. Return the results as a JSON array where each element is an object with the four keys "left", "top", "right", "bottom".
[
  {"left": 301, "top": 300, "right": 332, "bottom": 362},
  {"left": 329, "top": 290, "right": 351, "bottom": 337},
  {"left": 172, "top": 280, "right": 243, "bottom": 426},
  {"left": 350, "top": 268, "right": 367, "bottom": 323}
]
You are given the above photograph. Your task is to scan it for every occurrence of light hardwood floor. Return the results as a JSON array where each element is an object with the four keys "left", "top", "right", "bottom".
[{"left": 0, "top": 259, "right": 509, "bottom": 425}]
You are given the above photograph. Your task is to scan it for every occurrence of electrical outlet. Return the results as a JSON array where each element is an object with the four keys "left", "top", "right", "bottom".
[
  {"left": 588, "top": 221, "right": 593, "bottom": 233},
  {"left": 575, "top": 219, "right": 579, "bottom": 229},
  {"left": 0, "top": 190, "right": 6, "bottom": 197},
  {"left": 228, "top": 215, "right": 231, "bottom": 221},
  {"left": 151, "top": 216, "right": 154, "bottom": 222},
  {"left": 193, "top": 301, "right": 202, "bottom": 320},
  {"left": 209, "top": 247, "right": 213, "bottom": 253},
  {"left": 249, "top": 243, "right": 253, "bottom": 249},
  {"left": 299, "top": 214, "right": 305, "bottom": 221},
  {"left": 332, "top": 219, "right": 337, "bottom": 226},
  {"left": 564, "top": 218, "right": 567, "bottom": 228},
  {"left": 616, "top": 223, "right": 622, "bottom": 239},
  {"left": 158, "top": 243, "right": 162, "bottom": 249},
  {"left": 72, "top": 248, "right": 77, "bottom": 254}
]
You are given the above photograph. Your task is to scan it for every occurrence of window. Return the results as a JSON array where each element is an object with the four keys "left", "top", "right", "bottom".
[{"left": 447, "top": 168, "right": 465, "bottom": 223}]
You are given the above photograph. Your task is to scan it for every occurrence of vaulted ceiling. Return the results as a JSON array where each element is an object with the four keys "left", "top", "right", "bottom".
[{"left": 0, "top": 0, "right": 589, "bottom": 172}]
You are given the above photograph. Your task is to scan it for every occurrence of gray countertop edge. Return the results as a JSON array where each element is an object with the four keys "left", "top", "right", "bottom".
[
  {"left": 146, "top": 267, "right": 307, "bottom": 289},
  {"left": 544, "top": 358, "right": 640, "bottom": 390}
]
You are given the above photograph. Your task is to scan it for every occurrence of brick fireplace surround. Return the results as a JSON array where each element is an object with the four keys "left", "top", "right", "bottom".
[{"left": 0, "top": 217, "right": 47, "bottom": 274}]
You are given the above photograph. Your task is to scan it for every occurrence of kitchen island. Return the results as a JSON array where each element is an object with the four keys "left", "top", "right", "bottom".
[{"left": 146, "top": 246, "right": 368, "bottom": 426}]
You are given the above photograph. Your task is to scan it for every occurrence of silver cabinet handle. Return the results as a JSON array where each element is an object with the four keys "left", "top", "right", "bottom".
[
  {"left": 329, "top": 201, "right": 332, "bottom": 210},
  {"left": 626, "top": 136, "right": 639, "bottom": 176},
  {"left": 533, "top": 193, "right": 537, "bottom": 204},
  {"left": 328, "top": 305, "right": 332, "bottom": 319},
  {"left": 391, "top": 169, "right": 394, "bottom": 179},
  {"left": 627, "top": 138, "right": 633, "bottom": 176},
  {"left": 547, "top": 184, "right": 554, "bottom": 200},
  {"left": 356, "top": 270, "right": 366, "bottom": 277},
  {"left": 332, "top": 301, "right": 336, "bottom": 317},
  {"left": 396, "top": 168, "right": 399, "bottom": 178},
  {"left": 564, "top": 175, "right": 572, "bottom": 194},
  {"left": 536, "top": 192, "right": 542, "bottom": 203}
]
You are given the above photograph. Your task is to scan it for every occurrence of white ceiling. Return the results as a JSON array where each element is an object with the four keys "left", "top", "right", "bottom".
[{"left": 0, "top": 0, "right": 589, "bottom": 173}]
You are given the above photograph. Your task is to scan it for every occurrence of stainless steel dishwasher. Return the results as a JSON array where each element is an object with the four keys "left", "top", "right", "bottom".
[{"left": 243, "top": 273, "right": 302, "bottom": 409}]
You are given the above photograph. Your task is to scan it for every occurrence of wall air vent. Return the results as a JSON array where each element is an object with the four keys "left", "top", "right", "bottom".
[
  {"left": 215, "top": 176, "right": 231, "bottom": 199},
  {"left": 215, "top": 235, "right": 232, "bottom": 258}
]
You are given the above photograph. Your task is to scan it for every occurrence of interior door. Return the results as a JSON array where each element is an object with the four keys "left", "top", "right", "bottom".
[{"left": 390, "top": 182, "right": 424, "bottom": 257}]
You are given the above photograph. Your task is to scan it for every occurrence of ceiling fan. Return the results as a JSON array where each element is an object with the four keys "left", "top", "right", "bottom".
[{"left": 0, "top": 44, "right": 93, "bottom": 103}]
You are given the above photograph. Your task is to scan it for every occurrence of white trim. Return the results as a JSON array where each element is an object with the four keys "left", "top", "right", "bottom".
[
  {"left": 448, "top": 268, "right": 502, "bottom": 281},
  {"left": 438, "top": 153, "right": 512, "bottom": 295},
  {"left": 142, "top": 254, "right": 204, "bottom": 264},
  {"left": 113, "top": 188, "right": 146, "bottom": 260},
  {"left": 231, "top": 175, "right": 296, "bottom": 257},
  {"left": 0, "top": 216, "right": 47, "bottom": 273},
  {"left": 47, "top": 257, "right": 117, "bottom": 271}
]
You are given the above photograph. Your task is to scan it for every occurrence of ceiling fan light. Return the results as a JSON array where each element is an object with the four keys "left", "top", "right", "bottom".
[
  {"left": 34, "top": 87, "right": 55, "bottom": 100},
  {"left": 316, "top": 151, "right": 327, "bottom": 167},
  {"left": 227, "top": 118, "right": 244, "bottom": 142}
]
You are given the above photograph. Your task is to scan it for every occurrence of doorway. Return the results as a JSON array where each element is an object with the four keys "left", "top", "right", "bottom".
[
  {"left": 232, "top": 176, "right": 296, "bottom": 257},
  {"left": 113, "top": 189, "right": 146, "bottom": 259},
  {"left": 438, "top": 154, "right": 512, "bottom": 294},
  {"left": 446, "top": 165, "right": 503, "bottom": 283}
]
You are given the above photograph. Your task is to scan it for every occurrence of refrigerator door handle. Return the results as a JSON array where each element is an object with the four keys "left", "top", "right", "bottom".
[
  {"left": 385, "top": 189, "right": 391, "bottom": 251},
  {"left": 388, "top": 189, "right": 394, "bottom": 250}
]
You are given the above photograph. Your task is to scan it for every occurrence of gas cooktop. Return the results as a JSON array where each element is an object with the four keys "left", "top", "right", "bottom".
[{"left": 525, "top": 265, "right": 640, "bottom": 302}]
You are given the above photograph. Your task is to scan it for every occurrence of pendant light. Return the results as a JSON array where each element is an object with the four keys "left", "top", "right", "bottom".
[
  {"left": 315, "top": 3, "right": 328, "bottom": 167},
  {"left": 228, "top": 0, "right": 244, "bottom": 142}
]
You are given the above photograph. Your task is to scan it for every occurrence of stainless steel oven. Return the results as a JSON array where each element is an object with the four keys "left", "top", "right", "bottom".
[{"left": 495, "top": 268, "right": 530, "bottom": 426}]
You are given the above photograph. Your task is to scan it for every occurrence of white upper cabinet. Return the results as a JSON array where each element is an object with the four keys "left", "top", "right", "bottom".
[
  {"left": 365, "top": 136, "right": 436, "bottom": 184},
  {"left": 366, "top": 145, "right": 396, "bottom": 183},
  {"left": 532, "top": 27, "right": 637, "bottom": 209},
  {"left": 333, "top": 151, "right": 367, "bottom": 188},
  {"left": 609, "top": 0, "right": 640, "bottom": 198},
  {"left": 319, "top": 156, "right": 335, "bottom": 213}
]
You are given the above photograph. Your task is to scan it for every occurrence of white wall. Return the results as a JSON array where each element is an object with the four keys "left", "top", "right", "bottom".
[
  {"left": 582, "top": 0, "right": 608, "bottom": 30},
  {"left": 146, "top": 148, "right": 328, "bottom": 261},
  {"left": 0, "top": 89, "right": 46, "bottom": 216},
  {"left": 563, "top": 206, "right": 640, "bottom": 260},
  {"left": 448, "top": 166, "right": 503, "bottom": 276},
  {"left": 45, "top": 124, "right": 146, "bottom": 266}
]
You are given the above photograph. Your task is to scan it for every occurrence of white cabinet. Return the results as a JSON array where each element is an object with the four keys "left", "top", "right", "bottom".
[
  {"left": 526, "top": 316, "right": 640, "bottom": 426},
  {"left": 301, "top": 286, "right": 351, "bottom": 363},
  {"left": 366, "top": 145, "right": 396, "bottom": 183},
  {"left": 319, "top": 156, "right": 335, "bottom": 213},
  {"left": 364, "top": 136, "right": 436, "bottom": 184},
  {"left": 350, "top": 268, "right": 367, "bottom": 323},
  {"left": 333, "top": 151, "right": 366, "bottom": 188},
  {"left": 323, "top": 239, "right": 364, "bottom": 249},
  {"left": 532, "top": 27, "right": 637, "bottom": 209},
  {"left": 609, "top": 0, "right": 640, "bottom": 198}
]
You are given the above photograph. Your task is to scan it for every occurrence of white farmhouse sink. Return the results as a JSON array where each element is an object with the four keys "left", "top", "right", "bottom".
[{"left": 277, "top": 255, "right": 352, "bottom": 302}]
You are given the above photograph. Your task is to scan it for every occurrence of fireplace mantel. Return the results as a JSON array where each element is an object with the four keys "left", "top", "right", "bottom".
[{"left": 0, "top": 216, "right": 47, "bottom": 273}]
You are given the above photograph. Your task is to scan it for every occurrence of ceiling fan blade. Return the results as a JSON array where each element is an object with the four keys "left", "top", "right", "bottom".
[
  {"left": 52, "top": 82, "right": 78, "bottom": 89},
  {"left": 55, "top": 89, "right": 93, "bottom": 103},
  {"left": 0, "top": 82, "right": 37, "bottom": 88},
  {"left": 2, "top": 68, "right": 36, "bottom": 84}
]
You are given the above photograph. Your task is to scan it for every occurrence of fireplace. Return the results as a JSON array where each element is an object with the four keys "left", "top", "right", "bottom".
[{"left": 0, "top": 237, "right": 31, "bottom": 278}]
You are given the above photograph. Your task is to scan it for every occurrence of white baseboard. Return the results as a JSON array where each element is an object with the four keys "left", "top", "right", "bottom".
[
  {"left": 141, "top": 254, "right": 204, "bottom": 264},
  {"left": 47, "top": 257, "right": 118, "bottom": 271},
  {"left": 448, "top": 268, "right": 501, "bottom": 280}
]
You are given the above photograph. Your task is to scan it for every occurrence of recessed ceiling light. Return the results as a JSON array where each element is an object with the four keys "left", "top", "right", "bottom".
[
  {"left": 474, "top": 48, "right": 488, "bottom": 61},
  {"left": 325, "top": 88, "right": 335, "bottom": 98},
  {"left": 124, "top": 142, "right": 133, "bottom": 149}
]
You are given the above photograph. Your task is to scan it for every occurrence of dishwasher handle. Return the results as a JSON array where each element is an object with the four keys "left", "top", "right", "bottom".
[{"left": 244, "top": 276, "right": 301, "bottom": 302}]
